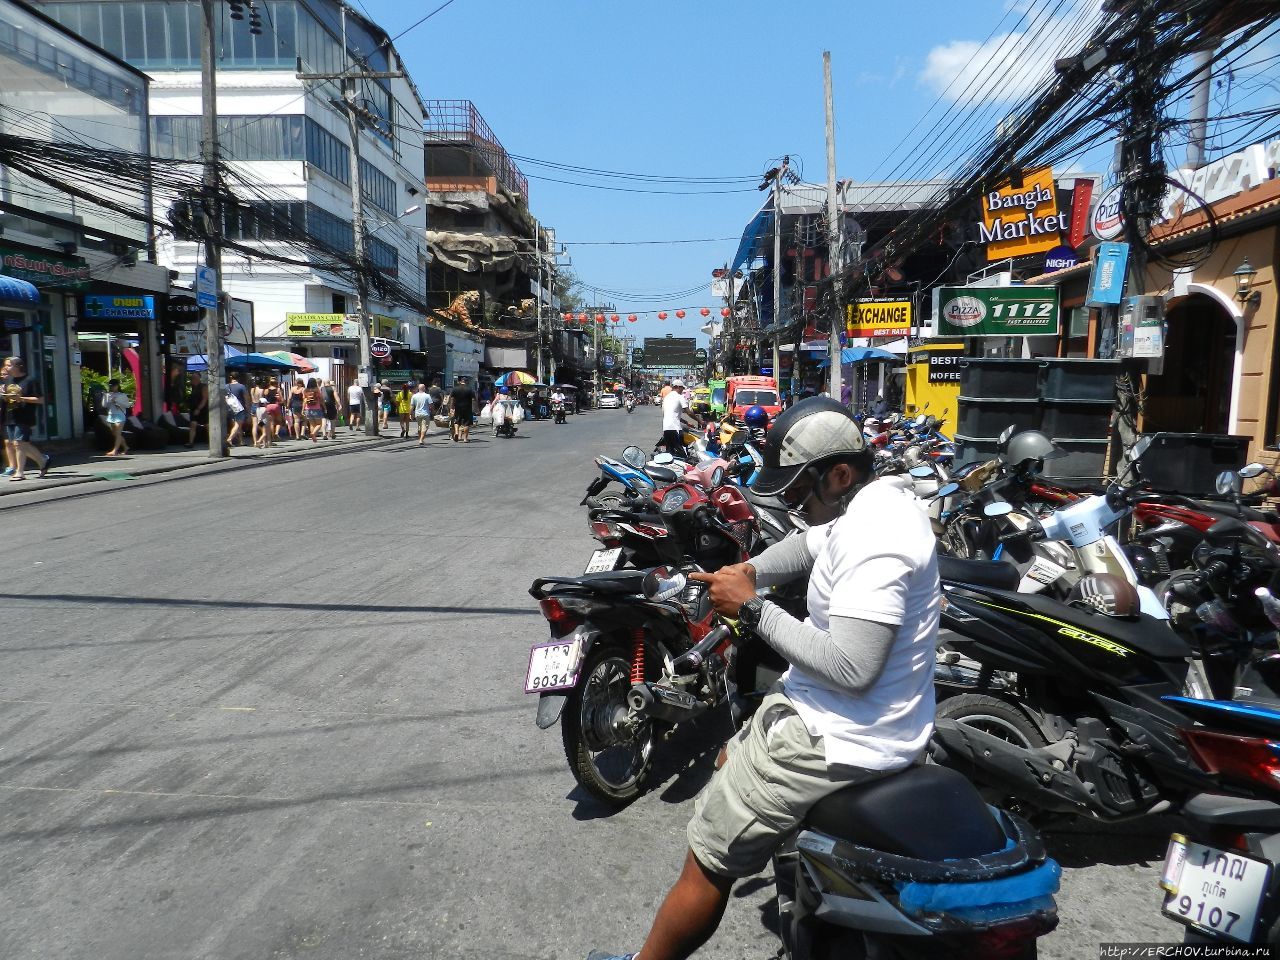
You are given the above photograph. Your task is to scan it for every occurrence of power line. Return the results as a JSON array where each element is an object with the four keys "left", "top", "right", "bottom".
[{"left": 562, "top": 237, "right": 740, "bottom": 246}]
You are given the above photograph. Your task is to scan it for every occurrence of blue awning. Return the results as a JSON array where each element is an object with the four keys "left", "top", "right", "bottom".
[
  {"left": 0, "top": 275, "right": 40, "bottom": 305},
  {"left": 730, "top": 207, "right": 774, "bottom": 275},
  {"left": 816, "top": 347, "right": 904, "bottom": 368}
]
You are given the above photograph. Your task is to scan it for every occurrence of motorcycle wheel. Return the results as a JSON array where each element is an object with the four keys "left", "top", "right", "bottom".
[
  {"left": 936, "top": 693, "right": 1047, "bottom": 750},
  {"left": 561, "top": 644, "right": 654, "bottom": 806}
]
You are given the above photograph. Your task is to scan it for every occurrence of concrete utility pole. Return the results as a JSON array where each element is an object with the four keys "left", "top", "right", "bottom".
[
  {"left": 823, "top": 51, "right": 843, "bottom": 404},
  {"left": 772, "top": 161, "right": 785, "bottom": 384},
  {"left": 296, "top": 64, "right": 404, "bottom": 437},
  {"left": 533, "top": 225, "right": 545, "bottom": 384},
  {"left": 199, "top": 0, "right": 226, "bottom": 458}
]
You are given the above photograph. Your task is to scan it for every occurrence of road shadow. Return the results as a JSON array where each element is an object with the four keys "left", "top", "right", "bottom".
[
  {"left": 1041, "top": 813, "right": 1184, "bottom": 868},
  {"left": 0, "top": 592, "right": 539, "bottom": 617}
]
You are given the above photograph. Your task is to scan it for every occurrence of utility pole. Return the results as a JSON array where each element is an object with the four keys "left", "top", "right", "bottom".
[
  {"left": 199, "top": 0, "right": 226, "bottom": 458},
  {"left": 823, "top": 51, "right": 843, "bottom": 404},
  {"left": 533, "top": 224, "right": 545, "bottom": 384},
  {"left": 772, "top": 160, "right": 786, "bottom": 384},
  {"left": 296, "top": 64, "right": 404, "bottom": 437},
  {"left": 1184, "top": 46, "right": 1215, "bottom": 171}
]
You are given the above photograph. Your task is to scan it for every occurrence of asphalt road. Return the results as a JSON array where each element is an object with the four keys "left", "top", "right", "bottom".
[{"left": 0, "top": 405, "right": 1175, "bottom": 960}]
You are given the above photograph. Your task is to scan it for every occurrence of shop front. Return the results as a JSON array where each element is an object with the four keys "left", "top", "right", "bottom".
[{"left": 77, "top": 286, "right": 168, "bottom": 428}]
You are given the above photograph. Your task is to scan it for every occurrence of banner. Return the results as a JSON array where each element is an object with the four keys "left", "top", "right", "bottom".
[
  {"left": 927, "top": 351, "right": 963, "bottom": 383},
  {"left": 0, "top": 244, "right": 90, "bottom": 290},
  {"left": 1086, "top": 242, "right": 1130, "bottom": 306},
  {"left": 847, "top": 299, "right": 913, "bottom": 339},
  {"left": 286, "top": 313, "right": 360, "bottom": 338},
  {"left": 83, "top": 294, "right": 155, "bottom": 321},
  {"left": 935, "top": 286, "right": 1060, "bottom": 338}
]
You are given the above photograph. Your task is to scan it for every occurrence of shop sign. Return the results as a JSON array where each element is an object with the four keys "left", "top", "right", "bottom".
[
  {"left": 1043, "top": 245, "right": 1079, "bottom": 273},
  {"left": 847, "top": 299, "right": 913, "bottom": 339},
  {"left": 978, "top": 168, "right": 1065, "bottom": 259},
  {"left": 1086, "top": 242, "right": 1130, "bottom": 306},
  {"left": 1091, "top": 184, "right": 1125, "bottom": 241},
  {"left": 694, "top": 348, "right": 708, "bottom": 363},
  {"left": 370, "top": 340, "right": 392, "bottom": 359},
  {"left": 0, "top": 244, "right": 90, "bottom": 290},
  {"left": 935, "top": 286, "right": 1060, "bottom": 338},
  {"left": 927, "top": 351, "right": 963, "bottom": 383},
  {"left": 83, "top": 294, "right": 155, "bottom": 321},
  {"left": 1067, "top": 178, "right": 1094, "bottom": 248},
  {"left": 286, "top": 313, "right": 360, "bottom": 338},
  {"left": 602, "top": 353, "right": 615, "bottom": 369}
]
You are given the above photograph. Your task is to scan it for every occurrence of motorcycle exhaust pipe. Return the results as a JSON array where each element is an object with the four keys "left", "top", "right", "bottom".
[{"left": 628, "top": 681, "right": 709, "bottom": 724}]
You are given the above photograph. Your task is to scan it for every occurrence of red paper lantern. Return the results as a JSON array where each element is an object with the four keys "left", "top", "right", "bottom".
[
  {"left": 562, "top": 313, "right": 572, "bottom": 322},
  {"left": 700, "top": 307, "right": 710, "bottom": 317},
  {"left": 675, "top": 309, "right": 686, "bottom": 319},
  {"left": 627, "top": 314, "right": 637, "bottom": 322},
  {"left": 610, "top": 314, "right": 619, "bottom": 322},
  {"left": 576, "top": 313, "right": 587, "bottom": 322},
  {"left": 721, "top": 307, "right": 731, "bottom": 318},
  {"left": 657, "top": 312, "right": 667, "bottom": 320},
  {"left": 595, "top": 314, "right": 605, "bottom": 323}
]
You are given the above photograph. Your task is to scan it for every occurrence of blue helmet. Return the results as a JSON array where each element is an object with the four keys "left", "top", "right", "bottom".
[
  {"left": 499, "top": 385, "right": 510, "bottom": 395},
  {"left": 743, "top": 405, "right": 769, "bottom": 429}
]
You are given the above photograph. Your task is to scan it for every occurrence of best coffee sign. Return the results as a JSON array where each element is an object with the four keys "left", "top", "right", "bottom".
[{"left": 978, "top": 167, "right": 1066, "bottom": 259}]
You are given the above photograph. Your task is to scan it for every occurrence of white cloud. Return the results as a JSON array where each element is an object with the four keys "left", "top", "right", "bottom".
[{"left": 919, "top": 0, "right": 1104, "bottom": 104}]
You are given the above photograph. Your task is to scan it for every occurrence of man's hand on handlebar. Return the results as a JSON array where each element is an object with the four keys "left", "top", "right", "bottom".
[{"left": 690, "top": 564, "right": 757, "bottom": 618}]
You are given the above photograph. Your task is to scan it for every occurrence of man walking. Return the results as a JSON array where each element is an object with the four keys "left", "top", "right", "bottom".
[
  {"left": 225, "top": 371, "right": 249, "bottom": 447},
  {"left": 660, "top": 378, "right": 690, "bottom": 455},
  {"left": 449, "top": 375, "right": 475, "bottom": 443},
  {"left": 2, "top": 357, "right": 51, "bottom": 481},
  {"left": 411, "top": 382, "right": 433, "bottom": 446},
  {"left": 185, "top": 371, "right": 208, "bottom": 448},
  {"left": 429, "top": 378, "right": 444, "bottom": 415},
  {"left": 346, "top": 379, "right": 364, "bottom": 431}
]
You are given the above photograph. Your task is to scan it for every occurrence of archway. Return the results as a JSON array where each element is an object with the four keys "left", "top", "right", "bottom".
[{"left": 1142, "top": 292, "right": 1237, "bottom": 434}]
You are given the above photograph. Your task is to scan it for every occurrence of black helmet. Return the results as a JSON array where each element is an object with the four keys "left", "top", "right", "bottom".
[
  {"left": 1004, "top": 429, "right": 1065, "bottom": 470},
  {"left": 754, "top": 396, "right": 868, "bottom": 496}
]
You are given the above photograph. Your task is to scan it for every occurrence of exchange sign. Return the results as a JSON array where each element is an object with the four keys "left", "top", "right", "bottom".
[
  {"left": 935, "top": 286, "right": 1060, "bottom": 338},
  {"left": 847, "top": 299, "right": 913, "bottom": 339}
]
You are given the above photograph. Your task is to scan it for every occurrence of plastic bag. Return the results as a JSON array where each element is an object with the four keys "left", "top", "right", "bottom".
[
  {"left": 476, "top": 403, "right": 494, "bottom": 426},
  {"left": 513, "top": 403, "right": 525, "bottom": 424}
]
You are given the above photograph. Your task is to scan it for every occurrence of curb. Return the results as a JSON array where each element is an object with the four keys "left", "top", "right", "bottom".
[{"left": 0, "top": 435, "right": 402, "bottom": 511}]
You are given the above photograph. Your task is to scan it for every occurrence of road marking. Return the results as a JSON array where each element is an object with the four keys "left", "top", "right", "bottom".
[{"left": 217, "top": 706, "right": 256, "bottom": 712}]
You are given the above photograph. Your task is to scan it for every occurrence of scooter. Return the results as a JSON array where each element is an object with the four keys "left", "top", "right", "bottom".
[
  {"left": 625, "top": 395, "right": 635, "bottom": 414},
  {"left": 553, "top": 399, "right": 567, "bottom": 424}
]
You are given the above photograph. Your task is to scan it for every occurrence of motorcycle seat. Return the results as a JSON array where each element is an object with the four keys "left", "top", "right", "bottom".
[
  {"left": 1015, "top": 592, "right": 1191, "bottom": 661},
  {"left": 938, "top": 555, "right": 1021, "bottom": 592},
  {"left": 806, "top": 764, "right": 1007, "bottom": 861},
  {"left": 532, "top": 569, "right": 650, "bottom": 595},
  {"left": 646, "top": 465, "right": 680, "bottom": 483}
]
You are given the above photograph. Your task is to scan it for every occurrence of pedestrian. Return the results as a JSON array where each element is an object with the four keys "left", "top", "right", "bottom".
[
  {"left": 0, "top": 356, "right": 10, "bottom": 475},
  {"left": 301, "top": 377, "right": 324, "bottom": 442},
  {"left": 250, "top": 376, "right": 268, "bottom": 447},
  {"left": 660, "top": 378, "right": 690, "bottom": 455},
  {"left": 321, "top": 379, "right": 339, "bottom": 439},
  {"left": 449, "top": 375, "right": 475, "bottom": 443},
  {"left": 185, "top": 371, "right": 208, "bottom": 448},
  {"left": 225, "top": 371, "right": 249, "bottom": 447},
  {"left": 346, "top": 379, "right": 364, "bottom": 431},
  {"left": 102, "top": 377, "right": 131, "bottom": 457},
  {"left": 287, "top": 378, "right": 305, "bottom": 439},
  {"left": 588, "top": 397, "right": 940, "bottom": 960},
  {"left": 395, "top": 382, "right": 413, "bottom": 438},
  {"left": 429, "top": 378, "right": 443, "bottom": 414},
  {"left": 260, "top": 376, "right": 283, "bottom": 447},
  {"left": 2, "top": 357, "right": 51, "bottom": 481},
  {"left": 378, "top": 381, "right": 393, "bottom": 430},
  {"left": 410, "top": 381, "right": 433, "bottom": 446}
]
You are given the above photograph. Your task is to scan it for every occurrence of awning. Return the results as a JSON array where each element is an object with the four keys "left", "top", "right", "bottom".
[
  {"left": 730, "top": 207, "right": 774, "bottom": 274},
  {"left": 0, "top": 275, "right": 40, "bottom": 305},
  {"left": 816, "top": 347, "right": 904, "bottom": 368}
]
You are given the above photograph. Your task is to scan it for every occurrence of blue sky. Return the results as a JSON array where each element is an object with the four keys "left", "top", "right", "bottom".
[{"left": 356, "top": 0, "right": 1262, "bottom": 346}]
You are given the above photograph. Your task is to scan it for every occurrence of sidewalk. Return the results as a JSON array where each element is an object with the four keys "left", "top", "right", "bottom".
[{"left": 0, "top": 425, "right": 398, "bottom": 498}]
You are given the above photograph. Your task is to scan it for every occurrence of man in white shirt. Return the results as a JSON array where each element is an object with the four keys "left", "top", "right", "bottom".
[
  {"left": 588, "top": 397, "right": 941, "bottom": 960},
  {"left": 346, "top": 380, "right": 365, "bottom": 431},
  {"left": 660, "top": 378, "right": 691, "bottom": 455},
  {"left": 410, "top": 382, "right": 433, "bottom": 446}
]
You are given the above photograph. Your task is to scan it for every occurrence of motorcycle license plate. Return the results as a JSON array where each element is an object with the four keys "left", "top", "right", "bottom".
[
  {"left": 1160, "top": 833, "right": 1270, "bottom": 942},
  {"left": 524, "top": 639, "right": 582, "bottom": 693},
  {"left": 584, "top": 547, "right": 622, "bottom": 574}
]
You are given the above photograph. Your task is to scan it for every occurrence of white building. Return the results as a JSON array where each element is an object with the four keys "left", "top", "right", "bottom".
[{"left": 37, "top": 0, "right": 430, "bottom": 385}]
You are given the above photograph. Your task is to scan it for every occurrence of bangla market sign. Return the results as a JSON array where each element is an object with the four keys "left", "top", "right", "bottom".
[
  {"left": 935, "top": 286, "right": 1060, "bottom": 338},
  {"left": 846, "top": 298, "right": 913, "bottom": 339},
  {"left": 978, "top": 167, "right": 1066, "bottom": 260}
]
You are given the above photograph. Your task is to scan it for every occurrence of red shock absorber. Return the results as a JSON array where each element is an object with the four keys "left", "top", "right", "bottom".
[{"left": 629, "top": 628, "right": 646, "bottom": 685}]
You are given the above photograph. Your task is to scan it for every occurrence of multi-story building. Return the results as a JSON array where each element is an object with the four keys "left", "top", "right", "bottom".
[
  {"left": 0, "top": 0, "right": 172, "bottom": 439},
  {"left": 36, "top": 0, "right": 430, "bottom": 392}
]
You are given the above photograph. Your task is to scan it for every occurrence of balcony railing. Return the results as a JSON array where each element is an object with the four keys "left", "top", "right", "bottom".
[{"left": 424, "top": 100, "right": 528, "bottom": 200}]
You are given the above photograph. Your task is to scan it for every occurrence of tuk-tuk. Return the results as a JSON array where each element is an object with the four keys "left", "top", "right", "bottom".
[
  {"left": 558, "top": 384, "right": 579, "bottom": 414},
  {"left": 690, "top": 386, "right": 712, "bottom": 416},
  {"left": 708, "top": 379, "right": 727, "bottom": 418}
]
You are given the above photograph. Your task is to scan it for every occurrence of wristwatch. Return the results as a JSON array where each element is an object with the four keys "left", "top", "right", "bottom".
[{"left": 737, "top": 596, "right": 769, "bottom": 631}]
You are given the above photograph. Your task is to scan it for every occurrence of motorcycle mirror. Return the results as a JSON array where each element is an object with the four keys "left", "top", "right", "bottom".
[
  {"left": 910, "top": 465, "right": 935, "bottom": 479},
  {"left": 653, "top": 452, "right": 675, "bottom": 465},
  {"left": 983, "top": 501, "right": 1014, "bottom": 517},
  {"left": 936, "top": 482, "right": 961, "bottom": 499},
  {"left": 732, "top": 428, "right": 749, "bottom": 444},
  {"left": 621, "top": 445, "right": 646, "bottom": 470},
  {"left": 1240, "top": 462, "right": 1268, "bottom": 479},
  {"left": 1216, "top": 470, "right": 1243, "bottom": 496},
  {"left": 642, "top": 565, "right": 686, "bottom": 602},
  {"left": 710, "top": 466, "right": 725, "bottom": 488},
  {"left": 997, "top": 425, "right": 1015, "bottom": 451}
]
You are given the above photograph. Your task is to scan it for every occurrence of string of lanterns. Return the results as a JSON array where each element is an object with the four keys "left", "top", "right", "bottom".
[{"left": 559, "top": 307, "right": 732, "bottom": 324}]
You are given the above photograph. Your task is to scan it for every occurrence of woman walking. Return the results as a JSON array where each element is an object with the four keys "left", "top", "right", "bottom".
[
  {"left": 321, "top": 379, "right": 339, "bottom": 439},
  {"left": 287, "top": 379, "right": 305, "bottom": 439},
  {"left": 103, "top": 378, "right": 131, "bottom": 457},
  {"left": 301, "top": 378, "right": 324, "bottom": 442},
  {"left": 260, "top": 377, "right": 283, "bottom": 447},
  {"left": 250, "top": 377, "right": 268, "bottom": 448},
  {"left": 395, "top": 383, "right": 413, "bottom": 438}
]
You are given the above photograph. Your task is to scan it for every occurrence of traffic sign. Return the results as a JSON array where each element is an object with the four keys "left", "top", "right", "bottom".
[
  {"left": 195, "top": 266, "right": 218, "bottom": 310},
  {"left": 602, "top": 353, "right": 615, "bottom": 369}
]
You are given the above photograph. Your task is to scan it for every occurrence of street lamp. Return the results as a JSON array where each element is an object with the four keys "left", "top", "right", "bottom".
[{"left": 1234, "top": 258, "right": 1261, "bottom": 308}]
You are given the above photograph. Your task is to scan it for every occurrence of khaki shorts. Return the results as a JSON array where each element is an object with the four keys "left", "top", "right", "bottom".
[{"left": 687, "top": 691, "right": 886, "bottom": 879}]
